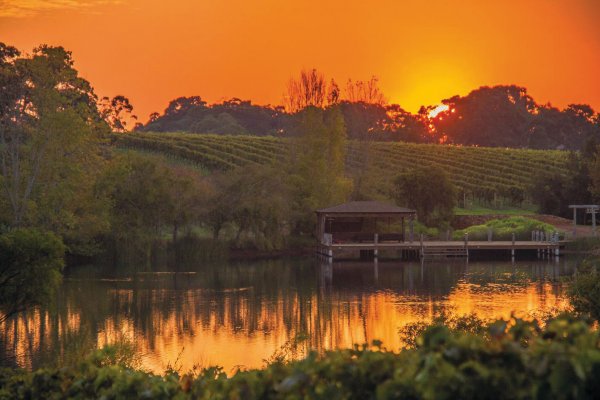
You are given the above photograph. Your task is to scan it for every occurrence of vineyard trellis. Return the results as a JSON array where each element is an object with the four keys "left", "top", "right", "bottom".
[{"left": 115, "top": 132, "right": 570, "bottom": 206}]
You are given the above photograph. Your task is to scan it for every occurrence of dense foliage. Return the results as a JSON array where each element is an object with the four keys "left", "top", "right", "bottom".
[
  {"left": 568, "top": 259, "right": 600, "bottom": 322},
  {"left": 0, "top": 315, "right": 598, "bottom": 399},
  {"left": 392, "top": 166, "right": 456, "bottom": 226},
  {"left": 138, "top": 85, "right": 600, "bottom": 150},
  {"left": 0, "top": 43, "right": 110, "bottom": 254},
  {"left": 530, "top": 151, "right": 595, "bottom": 218},
  {"left": 0, "top": 229, "right": 65, "bottom": 322}
]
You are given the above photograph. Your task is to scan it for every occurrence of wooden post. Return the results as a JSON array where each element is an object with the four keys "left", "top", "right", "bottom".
[
  {"left": 419, "top": 234, "right": 424, "bottom": 258},
  {"left": 511, "top": 232, "right": 515, "bottom": 259},
  {"left": 374, "top": 233, "right": 379, "bottom": 258},
  {"left": 573, "top": 207, "right": 577, "bottom": 238},
  {"left": 409, "top": 218, "right": 414, "bottom": 243},
  {"left": 402, "top": 217, "right": 405, "bottom": 242},
  {"left": 487, "top": 227, "right": 492, "bottom": 242},
  {"left": 464, "top": 233, "right": 469, "bottom": 258}
]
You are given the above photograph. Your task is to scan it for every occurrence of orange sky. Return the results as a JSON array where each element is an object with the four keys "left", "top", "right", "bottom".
[{"left": 1, "top": 0, "right": 599, "bottom": 122}]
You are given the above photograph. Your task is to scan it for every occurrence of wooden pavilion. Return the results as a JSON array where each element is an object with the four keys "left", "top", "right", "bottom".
[{"left": 316, "top": 201, "right": 417, "bottom": 247}]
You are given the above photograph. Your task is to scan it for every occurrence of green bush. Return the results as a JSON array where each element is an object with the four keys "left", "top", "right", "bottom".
[
  {"left": 0, "top": 229, "right": 65, "bottom": 322},
  {"left": 1, "top": 315, "right": 599, "bottom": 399},
  {"left": 568, "top": 260, "right": 600, "bottom": 322},
  {"left": 453, "top": 216, "right": 557, "bottom": 241}
]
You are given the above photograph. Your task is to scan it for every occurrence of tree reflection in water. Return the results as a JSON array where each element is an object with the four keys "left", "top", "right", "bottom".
[{"left": 0, "top": 258, "right": 572, "bottom": 373}]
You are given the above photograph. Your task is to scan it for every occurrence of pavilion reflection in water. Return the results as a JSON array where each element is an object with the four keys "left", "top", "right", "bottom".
[{"left": 0, "top": 258, "right": 572, "bottom": 373}]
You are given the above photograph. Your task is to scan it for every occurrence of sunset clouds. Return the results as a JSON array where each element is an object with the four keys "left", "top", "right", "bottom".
[{"left": 0, "top": 0, "right": 120, "bottom": 18}]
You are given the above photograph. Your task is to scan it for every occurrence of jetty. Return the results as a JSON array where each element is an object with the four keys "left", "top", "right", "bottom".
[{"left": 315, "top": 201, "right": 563, "bottom": 261}]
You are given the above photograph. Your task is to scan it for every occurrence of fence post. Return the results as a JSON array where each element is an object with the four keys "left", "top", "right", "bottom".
[
  {"left": 487, "top": 227, "right": 492, "bottom": 242},
  {"left": 511, "top": 232, "right": 515, "bottom": 259}
]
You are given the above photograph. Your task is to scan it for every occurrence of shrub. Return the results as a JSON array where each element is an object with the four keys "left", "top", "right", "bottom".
[
  {"left": 0, "top": 229, "right": 65, "bottom": 322},
  {"left": 453, "top": 216, "right": 557, "bottom": 241},
  {"left": 568, "top": 260, "right": 600, "bottom": 321}
]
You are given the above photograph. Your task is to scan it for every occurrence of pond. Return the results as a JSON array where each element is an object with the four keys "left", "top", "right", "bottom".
[{"left": 0, "top": 257, "right": 574, "bottom": 374}]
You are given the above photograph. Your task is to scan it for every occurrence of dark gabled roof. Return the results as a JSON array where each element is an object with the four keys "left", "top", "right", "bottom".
[{"left": 316, "top": 201, "right": 416, "bottom": 214}]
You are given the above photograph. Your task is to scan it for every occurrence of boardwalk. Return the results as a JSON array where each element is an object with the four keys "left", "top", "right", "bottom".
[{"left": 318, "top": 240, "right": 562, "bottom": 260}]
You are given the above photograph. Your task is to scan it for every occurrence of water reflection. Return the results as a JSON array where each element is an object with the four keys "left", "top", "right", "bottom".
[{"left": 1, "top": 258, "right": 573, "bottom": 373}]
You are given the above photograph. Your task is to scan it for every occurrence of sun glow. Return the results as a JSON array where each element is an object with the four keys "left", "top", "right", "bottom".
[{"left": 428, "top": 104, "right": 449, "bottom": 118}]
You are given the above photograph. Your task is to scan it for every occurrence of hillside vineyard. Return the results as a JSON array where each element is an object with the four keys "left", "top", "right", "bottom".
[{"left": 116, "top": 132, "right": 569, "bottom": 202}]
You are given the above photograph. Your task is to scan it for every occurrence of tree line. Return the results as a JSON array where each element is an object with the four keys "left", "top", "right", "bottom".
[{"left": 139, "top": 69, "right": 600, "bottom": 151}]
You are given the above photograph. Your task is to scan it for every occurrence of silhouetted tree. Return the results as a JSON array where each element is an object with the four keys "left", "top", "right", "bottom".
[
  {"left": 344, "top": 76, "right": 386, "bottom": 105},
  {"left": 164, "top": 96, "right": 206, "bottom": 116},
  {"left": 285, "top": 69, "right": 328, "bottom": 113},
  {"left": 327, "top": 79, "right": 340, "bottom": 105},
  {"left": 99, "top": 95, "right": 137, "bottom": 132},
  {"left": 432, "top": 85, "right": 537, "bottom": 147}
]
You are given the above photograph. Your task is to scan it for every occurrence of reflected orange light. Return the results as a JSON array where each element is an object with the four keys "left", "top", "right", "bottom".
[{"left": 2, "top": 273, "right": 570, "bottom": 374}]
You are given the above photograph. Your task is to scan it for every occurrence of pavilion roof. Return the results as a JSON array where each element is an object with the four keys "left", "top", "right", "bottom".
[{"left": 316, "top": 201, "right": 416, "bottom": 215}]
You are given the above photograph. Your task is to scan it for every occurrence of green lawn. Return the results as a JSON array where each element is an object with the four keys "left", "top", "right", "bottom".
[{"left": 454, "top": 206, "right": 536, "bottom": 216}]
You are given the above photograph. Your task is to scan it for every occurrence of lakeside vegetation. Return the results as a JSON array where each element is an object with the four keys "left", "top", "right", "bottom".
[{"left": 1, "top": 314, "right": 600, "bottom": 399}]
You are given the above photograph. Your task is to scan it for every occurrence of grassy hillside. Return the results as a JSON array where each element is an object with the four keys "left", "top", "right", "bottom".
[{"left": 115, "top": 131, "right": 570, "bottom": 203}]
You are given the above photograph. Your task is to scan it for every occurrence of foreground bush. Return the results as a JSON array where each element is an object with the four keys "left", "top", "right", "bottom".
[{"left": 1, "top": 315, "right": 599, "bottom": 399}]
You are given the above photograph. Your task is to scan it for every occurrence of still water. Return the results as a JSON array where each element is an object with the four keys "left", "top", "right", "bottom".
[{"left": 1, "top": 258, "right": 573, "bottom": 373}]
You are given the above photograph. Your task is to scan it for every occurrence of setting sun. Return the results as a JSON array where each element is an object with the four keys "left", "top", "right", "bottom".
[{"left": 428, "top": 104, "right": 449, "bottom": 118}]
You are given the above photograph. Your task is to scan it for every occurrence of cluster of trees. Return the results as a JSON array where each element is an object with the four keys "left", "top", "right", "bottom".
[
  {"left": 432, "top": 86, "right": 600, "bottom": 150},
  {"left": 530, "top": 150, "right": 600, "bottom": 218},
  {"left": 140, "top": 69, "right": 600, "bottom": 150},
  {"left": 392, "top": 166, "right": 456, "bottom": 227},
  {"left": 139, "top": 70, "right": 430, "bottom": 142}
]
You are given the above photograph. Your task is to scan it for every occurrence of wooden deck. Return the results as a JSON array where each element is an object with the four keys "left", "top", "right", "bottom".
[{"left": 317, "top": 240, "right": 563, "bottom": 260}]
